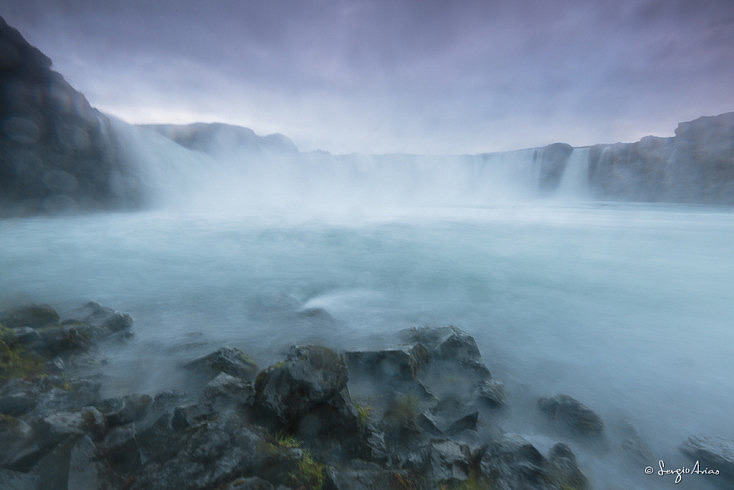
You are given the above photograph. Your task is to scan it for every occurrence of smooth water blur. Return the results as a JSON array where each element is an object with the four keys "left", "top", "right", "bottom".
[{"left": 1, "top": 203, "right": 732, "bottom": 488}]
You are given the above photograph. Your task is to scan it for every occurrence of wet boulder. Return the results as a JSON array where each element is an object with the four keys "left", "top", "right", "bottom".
[
  {"left": 680, "top": 436, "right": 734, "bottom": 484},
  {"left": 95, "top": 393, "right": 152, "bottom": 427},
  {"left": 76, "top": 301, "right": 133, "bottom": 333},
  {"left": 546, "top": 443, "right": 589, "bottom": 490},
  {"left": 479, "top": 433, "right": 555, "bottom": 490},
  {"left": 417, "top": 396, "right": 478, "bottom": 436},
  {"left": 200, "top": 372, "right": 255, "bottom": 412},
  {"left": 0, "top": 304, "right": 60, "bottom": 329},
  {"left": 129, "top": 411, "right": 277, "bottom": 490},
  {"left": 427, "top": 439, "right": 472, "bottom": 484},
  {"left": 184, "top": 346, "right": 258, "bottom": 383},
  {"left": 537, "top": 394, "right": 604, "bottom": 437},
  {"left": 294, "top": 388, "right": 387, "bottom": 464},
  {"left": 254, "top": 345, "right": 348, "bottom": 424}
]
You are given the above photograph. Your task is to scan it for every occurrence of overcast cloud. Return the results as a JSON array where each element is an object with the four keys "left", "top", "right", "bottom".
[{"left": 2, "top": 0, "right": 733, "bottom": 153}]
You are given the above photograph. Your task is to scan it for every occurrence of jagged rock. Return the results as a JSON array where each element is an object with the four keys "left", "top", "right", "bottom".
[
  {"left": 295, "top": 388, "right": 387, "bottom": 464},
  {"left": 325, "top": 460, "right": 405, "bottom": 489},
  {"left": 130, "top": 412, "right": 276, "bottom": 490},
  {"left": 0, "top": 468, "right": 39, "bottom": 490},
  {"left": 32, "top": 434, "right": 101, "bottom": 490},
  {"left": 0, "top": 414, "right": 37, "bottom": 469},
  {"left": 219, "top": 476, "right": 275, "bottom": 489},
  {"left": 200, "top": 372, "right": 255, "bottom": 412},
  {"left": 537, "top": 394, "right": 604, "bottom": 437},
  {"left": 77, "top": 301, "right": 133, "bottom": 332},
  {"left": 479, "top": 433, "right": 554, "bottom": 490},
  {"left": 680, "top": 436, "right": 734, "bottom": 484},
  {"left": 33, "top": 406, "right": 105, "bottom": 448},
  {"left": 476, "top": 378, "right": 506, "bottom": 408},
  {"left": 0, "top": 304, "right": 59, "bottom": 329},
  {"left": 417, "top": 396, "right": 478, "bottom": 436},
  {"left": 255, "top": 345, "right": 348, "bottom": 424},
  {"left": 345, "top": 345, "right": 430, "bottom": 385},
  {"left": 427, "top": 439, "right": 472, "bottom": 483},
  {"left": 184, "top": 346, "right": 259, "bottom": 383},
  {"left": 95, "top": 393, "right": 152, "bottom": 427},
  {"left": 546, "top": 443, "right": 589, "bottom": 489},
  {"left": 0, "top": 389, "right": 37, "bottom": 416}
]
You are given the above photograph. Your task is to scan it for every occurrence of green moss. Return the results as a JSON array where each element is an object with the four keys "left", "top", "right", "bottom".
[
  {"left": 387, "top": 394, "right": 419, "bottom": 424},
  {"left": 272, "top": 360, "right": 287, "bottom": 369},
  {"left": 288, "top": 449, "right": 324, "bottom": 490},
  {"left": 0, "top": 337, "right": 46, "bottom": 381},
  {"left": 274, "top": 431, "right": 301, "bottom": 449},
  {"left": 355, "top": 403, "right": 372, "bottom": 427}
]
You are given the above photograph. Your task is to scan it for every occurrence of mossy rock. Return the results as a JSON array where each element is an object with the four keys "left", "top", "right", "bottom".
[{"left": 0, "top": 304, "right": 60, "bottom": 329}]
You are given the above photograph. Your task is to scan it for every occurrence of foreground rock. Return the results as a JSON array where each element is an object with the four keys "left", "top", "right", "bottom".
[
  {"left": 680, "top": 436, "right": 734, "bottom": 486},
  {"left": 537, "top": 394, "right": 604, "bottom": 438},
  {"left": 3, "top": 311, "right": 592, "bottom": 489}
]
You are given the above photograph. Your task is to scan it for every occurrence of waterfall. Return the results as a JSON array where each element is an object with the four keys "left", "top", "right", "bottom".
[{"left": 556, "top": 147, "right": 590, "bottom": 199}]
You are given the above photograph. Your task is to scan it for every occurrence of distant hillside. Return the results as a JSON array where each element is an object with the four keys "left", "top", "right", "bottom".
[{"left": 142, "top": 123, "right": 298, "bottom": 158}]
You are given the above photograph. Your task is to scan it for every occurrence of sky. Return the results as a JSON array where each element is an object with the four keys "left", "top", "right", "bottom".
[{"left": 2, "top": 0, "right": 734, "bottom": 154}]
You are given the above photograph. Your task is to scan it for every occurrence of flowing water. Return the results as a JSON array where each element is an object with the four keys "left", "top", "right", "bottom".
[
  {"left": 1, "top": 202, "right": 732, "bottom": 488},
  {"left": 2, "top": 129, "right": 733, "bottom": 488}
]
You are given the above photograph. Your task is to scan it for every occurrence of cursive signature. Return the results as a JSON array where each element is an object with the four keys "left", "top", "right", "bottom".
[{"left": 647, "top": 459, "right": 720, "bottom": 484}]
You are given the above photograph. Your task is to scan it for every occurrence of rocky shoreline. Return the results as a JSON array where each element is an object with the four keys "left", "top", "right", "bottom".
[{"left": 1, "top": 303, "right": 731, "bottom": 489}]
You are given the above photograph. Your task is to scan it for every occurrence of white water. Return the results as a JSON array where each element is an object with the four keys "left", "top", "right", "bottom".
[
  {"left": 3, "top": 126, "right": 732, "bottom": 488},
  {"left": 1, "top": 203, "right": 732, "bottom": 489}
]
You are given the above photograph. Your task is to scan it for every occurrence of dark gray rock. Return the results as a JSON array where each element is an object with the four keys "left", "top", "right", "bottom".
[
  {"left": 479, "top": 434, "right": 555, "bottom": 490},
  {"left": 535, "top": 142, "right": 574, "bottom": 193},
  {"left": 200, "top": 372, "right": 255, "bottom": 411},
  {"left": 95, "top": 393, "right": 152, "bottom": 427},
  {"left": 427, "top": 439, "right": 472, "bottom": 484},
  {"left": 417, "top": 396, "right": 478, "bottom": 436},
  {"left": 130, "top": 412, "right": 275, "bottom": 490},
  {"left": 77, "top": 301, "right": 133, "bottom": 333},
  {"left": 537, "top": 394, "right": 604, "bottom": 437},
  {"left": 546, "top": 443, "right": 589, "bottom": 490},
  {"left": 325, "top": 460, "right": 399, "bottom": 490},
  {"left": 0, "top": 304, "right": 59, "bottom": 329},
  {"left": 184, "top": 346, "right": 259, "bottom": 383},
  {"left": 219, "top": 476, "right": 275, "bottom": 489},
  {"left": 345, "top": 345, "right": 430, "bottom": 386},
  {"left": 476, "top": 378, "right": 506, "bottom": 408},
  {"left": 680, "top": 436, "right": 734, "bottom": 484},
  {"left": 255, "top": 345, "right": 348, "bottom": 424},
  {"left": 0, "top": 468, "right": 39, "bottom": 490}
]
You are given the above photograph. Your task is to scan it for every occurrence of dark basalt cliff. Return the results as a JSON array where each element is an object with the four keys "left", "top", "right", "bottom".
[
  {"left": 588, "top": 112, "right": 734, "bottom": 205},
  {"left": 0, "top": 17, "right": 142, "bottom": 217}
]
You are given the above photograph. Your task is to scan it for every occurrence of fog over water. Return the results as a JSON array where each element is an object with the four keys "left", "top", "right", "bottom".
[{"left": 1, "top": 132, "right": 732, "bottom": 488}]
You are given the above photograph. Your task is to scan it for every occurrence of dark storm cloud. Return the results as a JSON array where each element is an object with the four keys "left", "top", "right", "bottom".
[{"left": 2, "top": 0, "right": 733, "bottom": 153}]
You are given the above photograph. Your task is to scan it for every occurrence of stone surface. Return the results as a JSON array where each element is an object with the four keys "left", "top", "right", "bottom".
[
  {"left": 537, "top": 394, "right": 604, "bottom": 437},
  {"left": 255, "top": 345, "right": 348, "bottom": 424},
  {"left": 0, "top": 16, "right": 142, "bottom": 217},
  {"left": 184, "top": 346, "right": 259, "bottom": 383},
  {"left": 535, "top": 142, "right": 574, "bottom": 193}
]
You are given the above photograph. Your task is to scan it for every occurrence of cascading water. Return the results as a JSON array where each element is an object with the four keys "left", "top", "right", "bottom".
[
  {"left": 4, "top": 121, "right": 729, "bottom": 488},
  {"left": 556, "top": 147, "right": 590, "bottom": 199}
]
